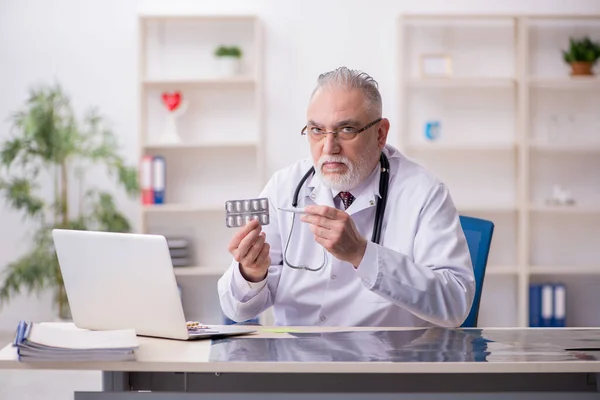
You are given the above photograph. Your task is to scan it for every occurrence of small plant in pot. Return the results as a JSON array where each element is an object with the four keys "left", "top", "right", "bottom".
[
  {"left": 214, "top": 45, "right": 243, "bottom": 76},
  {"left": 562, "top": 36, "right": 600, "bottom": 76}
]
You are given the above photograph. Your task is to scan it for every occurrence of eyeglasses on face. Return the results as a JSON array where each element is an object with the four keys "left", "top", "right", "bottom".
[{"left": 301, "top": 118, "right": 382, "bottom": 141}]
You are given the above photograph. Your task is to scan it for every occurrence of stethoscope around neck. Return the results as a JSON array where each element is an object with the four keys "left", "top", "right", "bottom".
[{"left": 283, "top": 152, "right": 391, "bottom": 272}]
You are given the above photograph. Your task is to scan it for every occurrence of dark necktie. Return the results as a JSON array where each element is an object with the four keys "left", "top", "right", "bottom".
[{"left": 338, "top": 191, "right": 355, "bottom": 210}]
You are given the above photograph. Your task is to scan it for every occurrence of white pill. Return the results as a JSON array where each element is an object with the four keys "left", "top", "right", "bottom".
[{"left": 260, "top": 199, "right": 268, "bottom": 210}]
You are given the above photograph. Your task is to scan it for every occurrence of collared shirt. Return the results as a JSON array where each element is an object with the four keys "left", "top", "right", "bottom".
[{"left": 217, "top": 144, "right": 475, "bottom": 327}]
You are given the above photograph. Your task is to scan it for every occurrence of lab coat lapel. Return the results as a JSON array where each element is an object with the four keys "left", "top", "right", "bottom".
[
  {"left": 346, "top": 193, "right": 378, "bottom": 216},
  {"left": 309, "top": 182, "right": 336, "bottom": 208},
  {"left": 345, "top": 162, "right": 382, "bottom": 216}
]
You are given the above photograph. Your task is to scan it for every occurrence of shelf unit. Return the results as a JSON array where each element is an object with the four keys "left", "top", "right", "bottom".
[
  {"left": 398, "top": 14, "right": 600, "bottom": 328},
  {"left": 137, "top": 14, "right": 265, "bottom": 324}
]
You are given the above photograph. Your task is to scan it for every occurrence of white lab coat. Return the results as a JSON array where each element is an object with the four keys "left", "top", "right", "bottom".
[{"left": 218, "top": 144, "right": 475, "bottom": 327}]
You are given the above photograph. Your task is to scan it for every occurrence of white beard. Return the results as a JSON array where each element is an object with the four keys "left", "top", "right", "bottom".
[{"left": 314, "top": 151, "right": 374, "bottom": 192}]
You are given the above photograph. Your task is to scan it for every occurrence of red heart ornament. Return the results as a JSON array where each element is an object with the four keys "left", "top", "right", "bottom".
[{"left": 162, "top": 92, "right": 181, "bottom": 111}]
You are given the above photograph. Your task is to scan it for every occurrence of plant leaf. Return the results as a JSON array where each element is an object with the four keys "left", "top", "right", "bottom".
[
  {"left": 0, "top": 177, "right": 45, "bottom": 218},
  {"left": 0, "top": 244, "right": 59, "bottom": 308}
]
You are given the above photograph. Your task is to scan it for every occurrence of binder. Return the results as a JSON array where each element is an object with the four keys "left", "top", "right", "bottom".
[
  {"left": 152, "top": 156, "right": 166, "bottom": 204},
  {"left": 553, "top": 283, "right": 566, "bottom": 327},
  {"left": 140, "top": 155, "right": 153, "bottom": 205},
  {"left": 528, "top": 283, "right": 542, "bottom": 327},
  {"left": 541, "top": 284, "right": 554, "bottom": 327}
]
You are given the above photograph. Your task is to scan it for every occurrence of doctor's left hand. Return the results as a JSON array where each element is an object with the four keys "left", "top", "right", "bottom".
[{"left": 300, "top": 205, "right": 367, "bottom": 268}]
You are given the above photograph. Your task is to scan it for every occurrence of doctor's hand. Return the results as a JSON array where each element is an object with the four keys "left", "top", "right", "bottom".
[
  {"left": 300, "top": 205, "right": 367, "bottom": 268},
  {"left": 228, "top": 219, "right": 271, "bottom": 283}
]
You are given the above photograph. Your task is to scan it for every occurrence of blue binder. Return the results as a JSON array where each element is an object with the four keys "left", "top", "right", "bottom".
[
  {"left": 552, "top": 283, "right": 566, "bottom": 327},
  {"left": 529, "top": 284, "right": 542, "bottom": 327},
  {"left": 152, "top": 156, "right": 166, "bottom": 204},
  {"left": 541, "top": 284, "right": 554, "bottom": 327}
]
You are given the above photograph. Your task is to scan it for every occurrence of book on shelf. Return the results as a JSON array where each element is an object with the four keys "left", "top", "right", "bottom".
[
  {"left": 529, "top": 282, "right": 566, "bottom": 328},
  {"left": 12, "top": 321, "right": 139, "bottom": 362}
]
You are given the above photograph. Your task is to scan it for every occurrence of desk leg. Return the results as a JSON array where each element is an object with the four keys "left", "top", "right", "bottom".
[{"left": 102, "top": 372, "right": 130, "bottom": 392}]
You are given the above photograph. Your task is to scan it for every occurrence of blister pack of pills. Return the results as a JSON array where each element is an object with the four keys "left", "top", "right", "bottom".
[{"left": 225, "top": 197, "right": 270, "bottom": 228}]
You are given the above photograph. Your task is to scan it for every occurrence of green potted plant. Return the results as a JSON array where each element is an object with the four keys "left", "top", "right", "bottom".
[
  {"left": 562, "top": 36, "right": 600, "bottom": 76},
  {"left": 0, "top": 82, "right": 139, "bottom": 320},
  {"left": 214, "top": 45, "right": 243, "bottom": 76}
]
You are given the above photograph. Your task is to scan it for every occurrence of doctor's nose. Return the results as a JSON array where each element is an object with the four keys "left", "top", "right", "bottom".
[{"left": 322, "top": 133, "right": 341, "bottom": 155}]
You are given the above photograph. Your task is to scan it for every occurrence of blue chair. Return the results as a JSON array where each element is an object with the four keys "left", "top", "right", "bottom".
[{"left": 459, "top": 215, "right": 495, "bottom": 328}]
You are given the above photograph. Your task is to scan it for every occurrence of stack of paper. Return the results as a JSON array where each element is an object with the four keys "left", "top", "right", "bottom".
[{"left": 12, "top": 321, "right": 139, "bottom": 362}]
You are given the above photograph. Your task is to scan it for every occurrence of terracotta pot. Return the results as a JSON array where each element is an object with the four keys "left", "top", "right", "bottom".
[{"left": 570, "top": 62, "right": 594, "bottom": 76}]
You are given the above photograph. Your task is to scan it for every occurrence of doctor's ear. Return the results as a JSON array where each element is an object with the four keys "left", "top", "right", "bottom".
[{"left": 377, "top": 118, "right": 390, "bottom": 148}]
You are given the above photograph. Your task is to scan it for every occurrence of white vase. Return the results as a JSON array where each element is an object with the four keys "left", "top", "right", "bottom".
[
  {"left": 159, "top": 100, "right": 188, "bottom": 144},
  {"left": 217, "top": 57, "right": 241, "bottom": 77}
]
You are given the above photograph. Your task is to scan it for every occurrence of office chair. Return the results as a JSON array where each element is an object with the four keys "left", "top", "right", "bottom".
[{"left": 459, "top": 215, "right": 495, "bottom": 328}]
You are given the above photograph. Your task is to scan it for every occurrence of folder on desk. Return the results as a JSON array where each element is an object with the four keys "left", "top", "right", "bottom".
[{"left": 12, "top": 321, "right": 139, "bottom": 362}]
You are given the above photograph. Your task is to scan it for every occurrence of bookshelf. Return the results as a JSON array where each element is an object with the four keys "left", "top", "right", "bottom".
[
  {"left": 398, "top": 14, "right": 600, "bottom": 328},
  {"left": 137, "top": 14, "right": 265, "bottom": 324}
]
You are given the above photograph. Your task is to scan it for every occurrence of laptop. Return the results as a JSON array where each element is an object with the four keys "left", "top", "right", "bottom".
[{"left": 52, "top": 229, "right": 256, "bottom": 341}]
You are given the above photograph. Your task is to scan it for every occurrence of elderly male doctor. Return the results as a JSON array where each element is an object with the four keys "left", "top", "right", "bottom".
[{"left": 218, "top": 67, "right": 474, "bottom": 328}]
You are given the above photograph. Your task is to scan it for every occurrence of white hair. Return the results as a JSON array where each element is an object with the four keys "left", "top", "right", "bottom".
[{"left": 311, "top": 67, "right": 382, "bottom": 116}]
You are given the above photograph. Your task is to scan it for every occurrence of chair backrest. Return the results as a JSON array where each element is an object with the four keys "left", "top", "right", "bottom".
[{"left": 459, "top": 215, "right": 495, "bottom": 328}]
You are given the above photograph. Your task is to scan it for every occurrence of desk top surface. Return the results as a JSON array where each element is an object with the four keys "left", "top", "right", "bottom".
[{"left": 1, "top": 326, "right": 600, "bottom": 374}]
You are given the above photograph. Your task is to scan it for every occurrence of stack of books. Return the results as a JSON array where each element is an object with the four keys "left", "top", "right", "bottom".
[
  {"left": 12, "top": 321, "right": 139, "bottom": 362},
  {"left": 167, "top": 237, "right": 192, "bottom": 267}
]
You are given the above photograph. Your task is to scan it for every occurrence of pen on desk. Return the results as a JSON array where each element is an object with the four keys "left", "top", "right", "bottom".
[{"left": 278, "top": 207, "right": 308, "bottom": 214}]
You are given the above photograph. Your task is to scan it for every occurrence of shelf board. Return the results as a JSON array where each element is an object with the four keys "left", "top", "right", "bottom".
[
  {"left": 143, "top": 141, "right": 258, "bottom": 150},
  {"left": 406, "top": 77, "right": 516, "bottom": 88},
  {"left": 529, "top": 142, "right": 600, "bottom": 153},
  {"left": 405, "top": 143, "right": 516, "bottom": 152},
  {"left": 143, "top": 204, "right": 223, "bottom": 213},
  {"left": 143, "top": 76, "right": 255, "bottom": 87},
  {"left": 173, "top": 266, "right": 228, "bottom": 277},
  {"left": 487, "top": 265, "right": 519, "bottom": 275},
  {"left": 529, "top": 266, "right": 600, "bottom": 275},
  {"left": 528, "top": 76, "right": 600, "bottom": 89},
  {"left": 140, "top": 14, "right": 257, "bottom": 22},
  {"left": 457, "top": 205, "right": 517, "bottom": 213},
  {"left": 529, "top": 204, "right": 600, "bottom": 214}
]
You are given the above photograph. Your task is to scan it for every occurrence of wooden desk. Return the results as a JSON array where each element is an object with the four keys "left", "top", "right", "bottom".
[{"left": 1, "top": 326, "right": 600, "bottom": 399}]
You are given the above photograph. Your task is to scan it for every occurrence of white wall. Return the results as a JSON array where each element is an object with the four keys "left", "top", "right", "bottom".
[{"left": 1, "top": 0, "right": 599, "bottom": 330}]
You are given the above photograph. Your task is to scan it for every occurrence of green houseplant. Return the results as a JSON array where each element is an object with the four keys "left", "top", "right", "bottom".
[
  {"left": 214, "top": 45, "right": 243, "bottom": 76},
  {"left": 562, "top": 36, "right": 600, "bottom": 76},
  {"left": 214, "top": 45, "right": 243, "bottom": 59},
  {"left": 0, "top": 82, "right": 139, "bottom": 319}
]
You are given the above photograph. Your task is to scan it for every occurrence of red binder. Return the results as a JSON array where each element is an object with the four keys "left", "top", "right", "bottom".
[{"left": 140, "top": 155, "right": 153, "bottom": 205}]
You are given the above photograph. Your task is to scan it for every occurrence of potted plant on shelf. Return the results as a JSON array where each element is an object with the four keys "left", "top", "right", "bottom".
[
  {"left": 562, "top": 36, "right": 600, "bottom": 76},
  {"left": 214, "top": 45, "right": 243, "bottom": 76},
  {"left": 0, "top": 82, "right": 139, "bottom": 320}
]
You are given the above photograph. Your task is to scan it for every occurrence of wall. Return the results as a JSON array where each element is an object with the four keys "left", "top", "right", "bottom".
[{"left": 1, "top": 0, "right": 599, "bottom": 330}]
